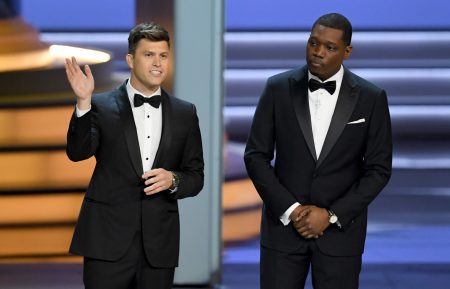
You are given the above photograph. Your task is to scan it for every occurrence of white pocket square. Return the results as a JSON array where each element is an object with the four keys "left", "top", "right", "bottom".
[{"left": 347, "top": 118, "right": 365, "bottom": 124}]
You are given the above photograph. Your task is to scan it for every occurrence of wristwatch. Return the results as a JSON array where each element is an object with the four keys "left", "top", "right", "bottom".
[
  {"left": 171, "top": 171, "right": 180, "bottom": 190},
  {"left": 327, "top": 209, "right": 342, "bottom": 228}
]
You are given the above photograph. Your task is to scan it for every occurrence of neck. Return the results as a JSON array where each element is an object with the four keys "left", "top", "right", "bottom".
[{"left": 129, "top": 77, "right": 160, "bottom": 96}]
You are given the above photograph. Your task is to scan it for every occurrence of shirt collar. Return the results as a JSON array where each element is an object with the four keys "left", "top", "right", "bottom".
[{"left": 126, "top": 79, "right": 161, "bottom": 103}]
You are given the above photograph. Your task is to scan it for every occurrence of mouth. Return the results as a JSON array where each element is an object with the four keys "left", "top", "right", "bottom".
[
  {"left": 309, "top": 58, "right": 322, "bottom": 68},
  {"left": 150, "top": 70, "right": 162, "bottom": 76}
]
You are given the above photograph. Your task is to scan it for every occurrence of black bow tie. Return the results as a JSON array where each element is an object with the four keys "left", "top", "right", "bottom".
[
  {"left": 134, "top": 94, "right": 162, "bottom": 108},
  {"left": 308, "top": 78, "right": 336, "bottom": 95}
]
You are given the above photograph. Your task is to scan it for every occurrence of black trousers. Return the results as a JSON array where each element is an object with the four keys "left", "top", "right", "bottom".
[
  {"left": 260, "top": 240, "right": 361, "bottom": 289},
  {"left": 83, "top": 231, "right": 175, "bottom": 289}
]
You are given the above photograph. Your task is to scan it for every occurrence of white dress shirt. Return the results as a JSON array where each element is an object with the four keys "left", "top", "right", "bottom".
[
  {"left": 308, "top": 66, "right": 344, "bottom": 158},
  {"left": 76, "top": 79, "right": 162, "bottom": 173},
  {"left": 126, "top": 81, "right": 162, "bottom": 172},
  {"left": 280, "top": 65, "right": 344, "bottom": 225}
]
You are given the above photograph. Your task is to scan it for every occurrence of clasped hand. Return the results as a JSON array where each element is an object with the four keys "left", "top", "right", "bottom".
[{"left": 290, "top": 205, "right": 330, "bottom": 239}]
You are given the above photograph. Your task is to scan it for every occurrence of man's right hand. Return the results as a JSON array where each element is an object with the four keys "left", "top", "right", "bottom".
[
  {"left": 65, "top": 56, "right": 95, "bottom": 110},
  {"left": 290, "top": 205, "right": 310, "bottom": 223}
]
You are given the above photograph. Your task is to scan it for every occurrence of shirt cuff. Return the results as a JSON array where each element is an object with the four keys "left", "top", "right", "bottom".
[
  {"left": 280, "top": 202, "right": 301, "bottom": 226},
  {"left": 76, "top": 105, "right": 91, "bottom": 117}
]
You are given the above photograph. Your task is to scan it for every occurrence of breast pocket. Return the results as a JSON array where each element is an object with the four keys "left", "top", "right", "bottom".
[{"left": 341, "top": 121, "right": 367, "bottom": 145}]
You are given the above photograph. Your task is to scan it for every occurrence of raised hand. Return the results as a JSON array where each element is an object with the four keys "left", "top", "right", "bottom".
[{"left": 64, "top": 56, "right": 95, "bottom": 109}]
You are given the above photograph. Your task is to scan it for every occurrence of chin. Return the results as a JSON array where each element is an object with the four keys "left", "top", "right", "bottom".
[{"left": 309, "top": 69, "right": 323, "bottom": 78}]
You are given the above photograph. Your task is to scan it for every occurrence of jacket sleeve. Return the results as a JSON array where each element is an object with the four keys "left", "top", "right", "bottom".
[
  {"left": 244, "top": 78, "right": 299, "bottom": 218},
  {"left": 331, "top": 90, "right": 393, "bottom": 228},
  {"left": 66, "top": 108, "right": 100, "bottom": 162},
  {"left": 169, "top": 104, "right": 204, "bottom": 199}
]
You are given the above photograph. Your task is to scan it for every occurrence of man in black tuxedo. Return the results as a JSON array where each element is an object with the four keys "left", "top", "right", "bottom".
[
  {"left": 244, "top": 13, "right": 392, "bottom": 289},
  {"left": 64, "top": 23, "right": 204, "bottom": 289}
]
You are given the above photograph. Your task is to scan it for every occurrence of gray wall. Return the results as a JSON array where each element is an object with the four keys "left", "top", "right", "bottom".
[{"left": 174, "top": 0, "right": 224, "bottom": 285}]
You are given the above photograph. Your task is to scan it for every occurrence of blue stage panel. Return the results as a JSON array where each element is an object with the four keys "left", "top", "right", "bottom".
[{"left": 226, "top": 0, "right": 450, "bottom": 31}]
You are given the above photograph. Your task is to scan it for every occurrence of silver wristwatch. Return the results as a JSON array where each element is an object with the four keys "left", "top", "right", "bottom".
[
  {"left": 171, "top": 172, "right": 180, "bottom": 190},
  {"left": 327, "top": 209, "right": 342, "bottom": 228}
]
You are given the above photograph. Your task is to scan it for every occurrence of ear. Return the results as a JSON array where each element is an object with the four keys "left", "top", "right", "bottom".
[
  {"left": 343, "top": 45, "right": 353, "bottom": 60},
  {"left": 126, "top": 54, "right": 133, "bottom": 69}
]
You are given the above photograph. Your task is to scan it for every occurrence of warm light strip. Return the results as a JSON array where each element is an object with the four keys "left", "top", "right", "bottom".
[
  {"left": 49, "top": 44, "right": 111, "bottom": 64},
  {"left": 0, "top": 48, "right": 52, "bottom": 72},
  {"left": 0, "top": 194, "right": 83, "bottom": 224},
  {"left": 222, "top": 179, "right": 261, "bottom": 210},
  {"left": 0, "top": 107, "right": 72, "bottom": 146},
  {"left": 0, "top": 226, "right": 74, "bottom": 256},
  {"left": 0, "top": 151, "right": 94, "bottom": 189},
  {"left": 0, "top": 45, "right": 111, "bottom": 72}
]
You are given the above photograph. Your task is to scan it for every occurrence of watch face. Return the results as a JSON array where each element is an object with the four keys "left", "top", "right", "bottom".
[
  {"left": 329, "top": 215, "right": 338, "bottom": 224},
  {"left": 173, "top": 174, "right": 180, "bottom": 187}
]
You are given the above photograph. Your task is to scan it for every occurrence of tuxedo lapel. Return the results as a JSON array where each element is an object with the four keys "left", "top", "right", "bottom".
[
  {"left": 152, "top": 89, "right": 172, "bottom": 169},
  {"left": 115, "top": 83, "right": 144, "bottom": 178},
  {"left": 290, "top": 68, "right": 317, "bottom": 161},
  {"left": 316, "top": 70, "right": 359, "bottom": 168}
]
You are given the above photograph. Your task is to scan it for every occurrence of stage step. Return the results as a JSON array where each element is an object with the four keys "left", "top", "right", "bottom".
[{"left": 0, "top": 150, "right": 93, "bottom": 193}]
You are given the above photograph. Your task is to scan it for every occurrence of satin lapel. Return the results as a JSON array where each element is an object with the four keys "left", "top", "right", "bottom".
[
  {"left": 290, "top": 69, "right": 317, "bottom": 161},
  {"left": 152, "top": 90, "right": 172, "bottom": 169},
  {"left": 316, "top": 71, "right": 359, "bottom": 168},
  {"left": 115, "top": 83, "right": 144, "bottom": 178}
]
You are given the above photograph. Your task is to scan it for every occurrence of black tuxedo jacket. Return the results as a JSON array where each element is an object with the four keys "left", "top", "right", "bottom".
[
  {"left": 244, "top": 66, "right": 392, "bottom": 256},
  {"left": 66, "top": 82, "right": 204, "bottom": 267}
]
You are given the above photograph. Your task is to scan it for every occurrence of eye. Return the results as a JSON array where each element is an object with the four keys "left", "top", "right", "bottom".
[
  {"left": 160, "top": 54, "right": 168, "bottom": 59},
  {"left": 327, "top": 46, "right": 337, "bottom": 52},
  {"left": 309, "top": 40, "right": 318, "bottom": 47}
]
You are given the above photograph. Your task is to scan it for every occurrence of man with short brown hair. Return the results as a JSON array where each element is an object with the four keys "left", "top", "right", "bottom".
[{"left": 65, "top": 22, "right": 204, "bottom": 289}]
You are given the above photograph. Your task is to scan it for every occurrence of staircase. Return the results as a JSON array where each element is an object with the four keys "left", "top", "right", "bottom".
[
  {"left": 0, "top": 52, "right": 114, "bottom": 262},
  {"left": 0, "top": 102, "right": 93, "bottom": 262}
]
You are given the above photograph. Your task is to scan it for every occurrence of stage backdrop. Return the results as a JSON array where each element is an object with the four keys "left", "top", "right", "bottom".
[{"left": 22, "top": 0, "right": 450, "bottom": 31}]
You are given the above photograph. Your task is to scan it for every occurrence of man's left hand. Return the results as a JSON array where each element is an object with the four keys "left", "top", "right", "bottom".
[
  {"left": 293, "top": 206, "right": 329, "bottom": 239},
  {"left": 142, "top": 168, "right": 173, "bottom": 195}
]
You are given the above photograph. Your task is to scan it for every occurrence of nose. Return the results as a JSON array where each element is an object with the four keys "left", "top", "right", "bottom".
[
  {"left": 314, "top": 45, "right": 325, "bottom": 58},
  {"left": 153, "top": 56, "right": 161, "bottom": 67}
]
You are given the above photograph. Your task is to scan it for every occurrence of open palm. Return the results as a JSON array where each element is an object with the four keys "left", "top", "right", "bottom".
[{"left": 64, "top": 56, "right": 95, "bottom": 102}]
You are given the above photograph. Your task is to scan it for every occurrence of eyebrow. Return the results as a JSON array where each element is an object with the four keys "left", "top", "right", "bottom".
[
  {"left": 142, "top": 50, "right": 169, "bottom": 54},
  {"left": 310, "top": 36, "right": 338, "bottom": 45}
]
